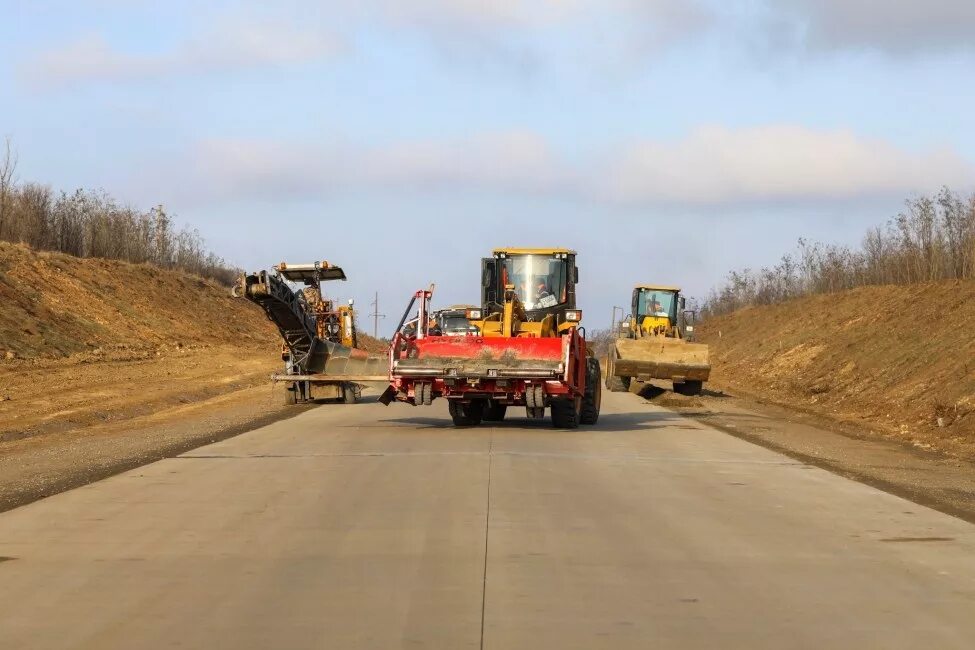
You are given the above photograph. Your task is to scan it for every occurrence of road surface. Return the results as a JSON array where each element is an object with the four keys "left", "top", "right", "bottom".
[{"left": 1, "top": 391, "right": 973, "bottom": 649}]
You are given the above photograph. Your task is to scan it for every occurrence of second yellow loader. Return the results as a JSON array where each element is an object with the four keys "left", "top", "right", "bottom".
[{"left": 606, "top": 284, "right": 710, "bottom": 395}]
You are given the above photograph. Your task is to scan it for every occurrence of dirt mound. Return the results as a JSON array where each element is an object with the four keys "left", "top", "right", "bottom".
[
  {"left": 698, "top": 281, "right": 975, "bottom": 459},
  {"left": 0, "top": 241, "right": 275, "bottom": 358},
  {"left": 356, "top": 332, "right": 389, "bottom": 355}
]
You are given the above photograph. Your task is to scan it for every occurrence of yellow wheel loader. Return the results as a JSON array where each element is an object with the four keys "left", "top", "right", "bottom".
[
  {"left": 606, "top": 285, "right": 710, "bottom": 395},
  {"left": 384, "top": 248, "right": 602, "bottom": 429}
]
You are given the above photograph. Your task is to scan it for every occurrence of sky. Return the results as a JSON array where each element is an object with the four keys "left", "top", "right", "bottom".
[{"left": 2, "top": 0, "right": 974, "bottom": 334}]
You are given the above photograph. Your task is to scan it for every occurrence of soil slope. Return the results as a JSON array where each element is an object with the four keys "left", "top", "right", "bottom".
[
  {"left": 698, "top": 281, "right": 975, "bottom": 459},
  {"left": 0, "top": 243, "right": 384, "bottom": 510},
  {"left": 0, "top": 241, "right": 274, "bottom": 358}
]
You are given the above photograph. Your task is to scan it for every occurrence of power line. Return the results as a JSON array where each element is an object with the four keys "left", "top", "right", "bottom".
[{"left": 369, "top": 291, "right": 386, "bottom": 338}]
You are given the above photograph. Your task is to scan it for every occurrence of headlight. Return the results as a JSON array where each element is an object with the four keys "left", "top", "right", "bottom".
[
  {"left": 565, "top": 310, "right": 582, "bottom": 322},
  {"left": 466, "top": 309, "right": 482, "bottom": 320}
]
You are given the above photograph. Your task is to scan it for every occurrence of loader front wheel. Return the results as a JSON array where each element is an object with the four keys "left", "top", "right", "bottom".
[
  {"left": 580, "top": 357, "right": 601, "bottom": 425},
  {"left": 551, "top": 397, "right": 580, "bottom": 429},
  {"left": 606, "top": 374, "right": 630, "bottom": 392},
  {"left": 483, "top": 402, "right": 507, "bottom": 422},
  {"left": 449, "top": 399, "right": 484, "bottom": 426},
  {"left": 675, "top": 380, "right": 703, "bottom": 396}
]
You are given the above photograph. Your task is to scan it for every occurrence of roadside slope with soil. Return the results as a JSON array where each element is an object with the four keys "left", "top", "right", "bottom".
[
  {"left": 698, "top": 280, "right": 975, "bottom": 459},
  {"left": 0, "top": 243, "right": 308, "bottom": 510}
]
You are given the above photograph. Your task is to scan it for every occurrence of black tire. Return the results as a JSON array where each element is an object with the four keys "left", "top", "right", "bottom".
[
  {"left": 675, "top": 380, "right": 703, "bottom": 396},
  {"left": 449, "top": 400, "right": 485, "bottom": 426},
  {"left": 483, "top": 402, "right": 507, "bottom": 422},
  {"left": 342, "top": 384, "right": 358, "bottom": 404},
  {"left": 580, "top": 357, "right": 601, "bottom": 425},
  {"left": 606, "top": 374, "right": 629, "bottom": 392},
  {"left": 551, "top": 397, "right": 580, "bottom": 429}
]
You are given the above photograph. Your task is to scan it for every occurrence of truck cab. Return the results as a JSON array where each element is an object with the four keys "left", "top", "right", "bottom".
[{"left": 433, "top": 306, "right": 480, "bottom": 337}]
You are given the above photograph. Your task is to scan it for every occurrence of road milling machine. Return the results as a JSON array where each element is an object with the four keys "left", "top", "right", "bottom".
[
  {"left": 382, "top": 248, "right": 601, "bottom": 428},
  {"left": 233, "top": 261, "right": 386, "bottom": 405},
  {"left": 606, "top": 284, "right": 710, "bottom": 395}
]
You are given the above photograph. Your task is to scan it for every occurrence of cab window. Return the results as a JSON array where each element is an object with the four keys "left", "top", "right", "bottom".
[
  {"left": 637, "top": 290, "right": 676, "bottom": 318},
  {"left": 500, "top": 255, "right": 568, "bottom": 311}
]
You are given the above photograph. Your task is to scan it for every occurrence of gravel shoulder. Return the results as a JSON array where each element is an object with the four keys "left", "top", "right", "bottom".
[
  {"left": 0, "top": 346, "right": 312, "bottom": 512},
  {"left": 636, "top": 381, "right": 975, "bottom": 524}
]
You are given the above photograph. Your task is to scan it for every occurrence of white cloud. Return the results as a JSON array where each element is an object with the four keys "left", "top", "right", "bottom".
[
  {"left": 334, "top": 0, "right": 713, "bottom": 66},
  {"left": 195, "top": 131, "right": 569, "bottom": 199},
  {"left": 183, "top": 125, "right": 973, "bottom": 207},
  {"left": 770, "top": 0, "right": 975, "bottom": 55},
  {"left": 605, "top": 125, "right": 974, "bottom": 204},
  {"left": 360, "top": 0, "right": 700, "bottom": 30},
  {"left": 22, "top": 21, "right": 341, "bottom": 87}
]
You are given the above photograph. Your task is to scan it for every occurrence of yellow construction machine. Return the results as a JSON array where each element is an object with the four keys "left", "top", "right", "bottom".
[
  {"left": 606, "top": 284, "right": 710, "bottom": 395},
  {"left": 385, "top": 247, "right": 601, "bottom": 428}
]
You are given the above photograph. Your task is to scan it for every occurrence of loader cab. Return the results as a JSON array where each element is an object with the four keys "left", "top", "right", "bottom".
[
  {"left": 481, "top": 248, "right": 579, "bottom": 328},
  {"left": 632, "top": 285, "right": 683, "bottom": 336}
]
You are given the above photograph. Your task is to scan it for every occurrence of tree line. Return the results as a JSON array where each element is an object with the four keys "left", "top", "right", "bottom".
[
  {"left": 0, "top": 139, "right": 238, "bottom": 285},
  {"left": 703, "top": 187, "right": 975, "bottom": 316}
]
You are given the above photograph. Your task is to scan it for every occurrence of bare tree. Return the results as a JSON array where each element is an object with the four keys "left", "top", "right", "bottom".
[
  {"left": 703, "top": 188, "right": 975, "bottom": 318},
  {"left": 0, "top": 140, "right": 239, "bottom": 284},
  {"left": 0, "top": 136, "right": 18, "bottom": 239}
]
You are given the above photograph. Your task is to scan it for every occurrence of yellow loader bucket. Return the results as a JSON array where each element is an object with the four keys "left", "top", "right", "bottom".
[{"left": 611, "top": 337, "right": 711, "bottom": 383}]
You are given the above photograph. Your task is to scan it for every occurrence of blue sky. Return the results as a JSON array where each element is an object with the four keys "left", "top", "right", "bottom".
[{"left": 2, "top": 1, "right": 974, "bottom": 333}]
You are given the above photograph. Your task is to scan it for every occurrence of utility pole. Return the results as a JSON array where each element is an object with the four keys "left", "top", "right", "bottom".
[
  {"left": 369, "top": 291, "right": 386, "bottom": 338},
  {"left": 611, "top": 306, "right": 626, "bottom": 334}
]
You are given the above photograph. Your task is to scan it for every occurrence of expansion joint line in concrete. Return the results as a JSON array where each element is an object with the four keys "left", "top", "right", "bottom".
[{"left": 480, "top": 432, "right": 493, "bottom": 650}]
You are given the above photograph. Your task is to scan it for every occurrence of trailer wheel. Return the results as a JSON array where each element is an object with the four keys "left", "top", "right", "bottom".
[
  {"left": 285, "top": 384, "right": 299, "bottom": 405},
  {"left": 342, "top": 384, "right": 359, "bottom": 404},
  {"left": 675, "top": 380, "right": 703, "bottom": 396},
  {"left": 449, "top": 400, "right": 484, "bottom": 426},
  {"left": 580, "top": 357, "right": 601, "bottom": 425},
  {"left": 551, "top": 397, "right": 580, "bottom": 429},
  {"left": 419, "top": 382, "right": 433, "bottom": 406},
  {"left": 483, "top": 402, "right": 507, "bottom": 422}
]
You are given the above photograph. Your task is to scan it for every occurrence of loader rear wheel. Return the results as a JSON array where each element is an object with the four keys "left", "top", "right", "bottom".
[
  {"left": 483, "top": 402, "right": 507, "bottom": 422},
  {"left": 675, "top": 380, "right": 703, "bottom": 396},
  {"left": 449, "top": 399, "right": 484, "bottom": 426},
  {"left": 551, "top": 397, "right": 580, "bottom": 429},
  {"left": 580, "top": 357, "right": 601, "bottom": 425}
]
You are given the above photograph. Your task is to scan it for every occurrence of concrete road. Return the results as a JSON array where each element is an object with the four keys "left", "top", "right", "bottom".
[{"left": 1, "top": 391, "right": 973, "bottom": 649}]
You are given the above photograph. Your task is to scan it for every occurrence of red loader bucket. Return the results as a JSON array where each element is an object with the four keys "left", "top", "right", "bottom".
[{"left": 393, "top": 335, "right": 566, "bottom": 380}]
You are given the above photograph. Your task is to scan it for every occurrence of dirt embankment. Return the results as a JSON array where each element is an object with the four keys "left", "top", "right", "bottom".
[
  {"left": 0, "top": 241, "right": 284, "bottom": 438},
  {"left": 0, "top": 241, "right": 274, "bottom": 359},
  {"left": 698, "top": 281, "right": 975, "bottom": 460},
  {"left": 0, "top": 243, "right": 300, "bottom": 510}
]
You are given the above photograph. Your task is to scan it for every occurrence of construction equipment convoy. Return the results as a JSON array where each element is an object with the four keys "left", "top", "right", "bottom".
[
  {"left": 606, "top": 285, "right": 711, "bottom": 395},
  {"left": 233, "top": 261, "right": 386, "bottom": 405},
  {"left": 235, "top": 255, "right": 704, "bottom": 424},
  {"left": 382, "top": 248, "right": 602, "bottom": 429}
]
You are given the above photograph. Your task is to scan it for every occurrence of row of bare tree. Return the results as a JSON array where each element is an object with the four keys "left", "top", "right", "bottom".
[
  {"left": 0, "top": 139, "right": 238, "bottom": 285},
  {"left": 703, "top": 188, "right": 975, "bottom": 316}
]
